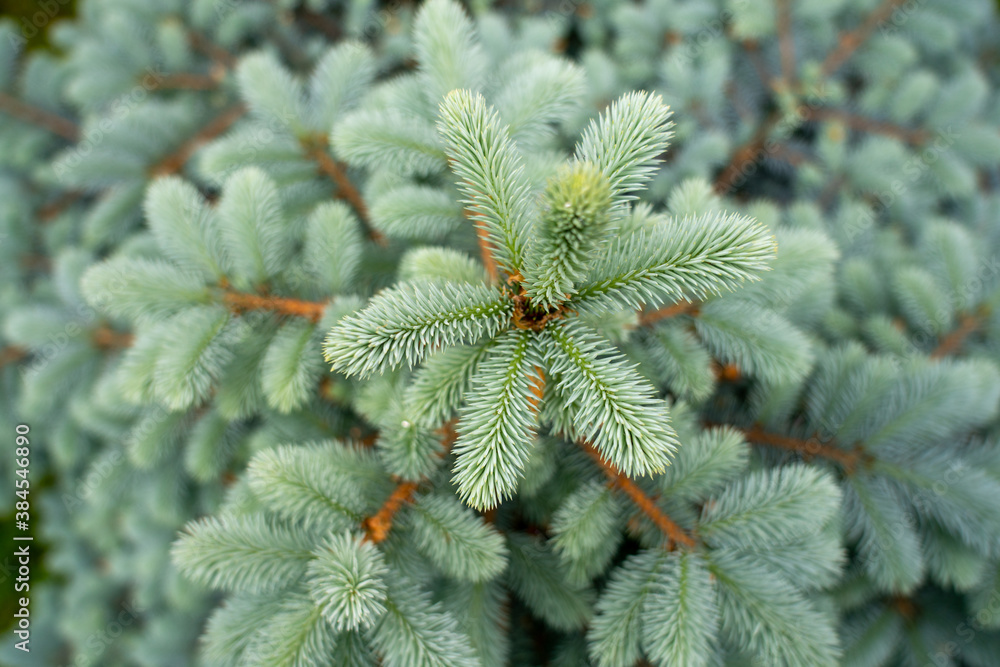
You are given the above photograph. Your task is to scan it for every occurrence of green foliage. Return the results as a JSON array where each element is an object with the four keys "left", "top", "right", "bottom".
[
  {"left": 642, "top": 551, "right": 718, "bottom": 667},
  {"left": 572, "top": 211, "right": 775, "bottom": 314},
  {"left": 524, "top": 161, "right": 613, "bottom": 308},
  {"left": 171, "top": 515, "right": 316, "bottom": 594},
  {"left": 544, "top": 323, "right": 677, "bottom": 477},
  {"left": 323, "top": 281, "right": 513, "bottom": 379},
  {"left": 437, "top": 89, "right": 532, "bottom": 276},
  {"left": 308, "top": 533, "right": 389, "bottom": 632},
  {"left": 8, "top": 0, "right": 1000, "bottom": 664},
  {"left": 406, "top": 493, "right": 507, "bottom": 582},
  {"left": 451, "top": 329, "right": 539, "bottom": 509}
]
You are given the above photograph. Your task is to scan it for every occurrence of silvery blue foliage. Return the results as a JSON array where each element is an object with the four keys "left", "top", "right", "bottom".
[{"left": 2, "top": 0, "right": 1000, "bottom": 665}]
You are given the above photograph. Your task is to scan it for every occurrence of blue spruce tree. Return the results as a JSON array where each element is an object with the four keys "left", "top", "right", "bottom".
[{"left": 2, "top": 0, "right": 1000, "bottom": 665}]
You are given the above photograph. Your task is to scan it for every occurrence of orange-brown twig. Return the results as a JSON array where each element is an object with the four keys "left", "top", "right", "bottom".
[
  {"left": 38, "top": 190, "right": 84, "bottom": 222},
  {"left": 293, "top": 7, "right": 343, "bottom": 40},
  {"left": 821, "top": 0, "right": 907, "bottom": 76},
  {"left": 222, "top": 290, "right": 327, "bottom": 322},
  {"left": 363, "top": 481, "right": 420, "bottom": 543},
  {"left": 362, "top": 420, "right": 459, "bottom": 543},
  {"left": 738, "top": 424, "right": 867, "bottom": 472},
  {"left": 152, "top": 72, "right": 222, "bottom": 91},
  {"left": 475, "top": 220, "right": 499, "bottom": 283},
  {"left": 21, "top": 254, "right": 50, "bottom": 271},
  {"left": 580, "top": 441, "right": 696, "bottom": 549},
  {"left": 187, "top": 30, "right": 236, "bottom": 70},
  {"left": 739, "top": 40, "right": 774, "bottom": 91},
  {"left": 0, "top": 346, "right": 27, "bottom": 368},
  {"left": 437, "top": 418, "right": 460, "bottom": 455},
  {"left": 301, "top": 138, "right": 384, "bottom": 244},
  {"left": 150, "top": 104, "right": 247, "bottom": 177},
  {"left": 931, "top": 313, "right": 981, "bottom": 359},
  {"left": 639, "top": 300, "right": 699, "bottom": 326},
  {"left": 775, "top": 0, "right": 796, "bottom": 87},
  {"left": 713, "top": 111, "right": 781, "bottom": 195},
  {"left": 891, "top": 595, "right": 919, "bottom": 621},
  {"left": 92, "top": 326, "right": 134, "bottom": 350},
  {"left": 0, "top": 92, "right": 79, "bottom": 141},
  {"left": 527, "top": 366, "right": 546, "bottom": 413},
  {"left": 713, "top": 362, "right": 742, "bottom": 383},
  {"left": 803, "top": 107, "right": 928, "bottom": 145}
]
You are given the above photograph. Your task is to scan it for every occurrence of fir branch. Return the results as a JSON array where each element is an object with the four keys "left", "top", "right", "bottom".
[
  {"left": 221, "top": 290, "right": 327, "bottom": 322},
  {"left": 523, "top": 161, "right": 613, "bottom": 308},
  {"left": 639, "top": 301, "right": 699, "bottom": 326},
  {"left": 247, "top": 442, "right": 381, "bottom": 530},
  {"left": 414, "top": 0, "right": 486, "bottom": 102},
  {"left": 573, "top": 212, "right": 775, "bottom": 315},
  {"left": 37, "top": 190, "right": 85, "bottom": 222},
  {"left": 930, "top": 313, "right": 981, "bottom": 358},
  {"left": 546, "top": 323, "right": 678, "bottom": 476},
  {"left": 92, "top": 326, "right": 134, "bottom": 350},
  {"left": 0, "top": 346, "right": 27, "bottom": 368},
  {"left": 364, "top": 481, "right": 419, "bottom": 544},
  {"left": 150, "top": 104, "right": 247, "bottom": 177},
  {"left": 364, "top": 422, "right": 458, "bottom": 543},
  {"left": 775, "top": 0, "right": 796, "bottom": 88},
  {"left": 405, "top": 340, "right": 499, "bottom": 428},
  {"left": 580, "top": 441, "right": 696, "bottom": 549},
  {"left": 0, "top": 92, "right": 78, "bottom": 141},
  {"left": 438, "top": 89, "right": 533, "bottom": 276},
  {"left": 713, "top": 110, "right": 781, "bottom": 195},
  {"left": 324, "top": 282, "right": 513, "bottom": 378},
  {"left": 452, "top": 329, "right": 539, "bottom": 509},
  {"left": 309, "top": 533, "right": 389, "bottom": 632},
  {"left": 301, "top": 134, "right": 383, "bottom": 244},
  {"left": 407, "top": 493, "right": 508, "bottom": 581},
  {"left": 803, "top": 107, "right": 929, "bottom": 146},
  {"left": 172, "top": 515, "right": 316, "bottom": 593},
  {"left": 737, "top": 424, "right": 868, "bottom": 472},
  {"left": 699, "top": 464, "right": 841, "bottom": 550},
  {"left": 575, "top": 91, "right": 674, "bottom": 208},
  {"left": 821, "top": 0, "right": 908, "bottom": 76},
  {"left": 152, "top": 72, "right": 223, "bottom": 91}
]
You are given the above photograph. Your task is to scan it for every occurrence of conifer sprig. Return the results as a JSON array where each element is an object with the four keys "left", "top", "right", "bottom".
[
  {"left": 325, "top": 89, "right": 776, "bottom": 509},
  {"left": 575, "top": 91, "right": 674, "bottom": 208},
  {"left": 29, "top": 0, "right": 1000, "bottom": 661},
  {"left": 581, "top": 441, "right": 695, "bottom": 549},
  {"left": 523, "top": 161, "right": 613, "bottom": 308},
  {"left": 0, "top": 91, "right": 79, "bottom": 140},
  {"left": 323, "top": 282, "right": 514, "bottom": 379},
  {"left": 438, "top": 89, "right": 533, "bottom": 278}
]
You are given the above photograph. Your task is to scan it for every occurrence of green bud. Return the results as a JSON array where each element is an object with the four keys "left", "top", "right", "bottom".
[{"left": 525, "top": 161, "right": 613, "bottom": 308}]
